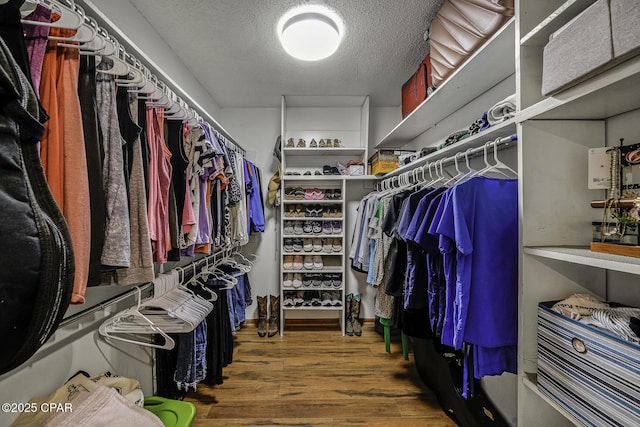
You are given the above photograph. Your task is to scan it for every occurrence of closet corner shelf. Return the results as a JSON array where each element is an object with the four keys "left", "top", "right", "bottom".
[
  {"left": 518, "top": 54, "right": 640, "bottom": 122},
  {"left": 524, "top": 246, "right": 640, "bottom": 275},
  {"left": 375, "top": 18, "right": 515, "bottom": 149},
  {"left": 522, "top": 373, "right": 583, "bottom": 427},
  {"left": 520, "top": 0, "right": 597, "bottom": 47},
  {"left": 380, "top": 119, "right": 517, "bottom": 179},
  {"left": 283, "top": 147, "right": 366, "bottom": 156}
]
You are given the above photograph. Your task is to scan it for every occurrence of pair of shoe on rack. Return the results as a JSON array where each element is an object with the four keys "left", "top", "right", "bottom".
[
  {"left": 345, "top": 293, "right": 362, "bottom": 336},
  {"left": 324, "top": 188, "right": 342, "bottom": 200},
  {"left": 284, "top": 187, "right": 305, "bottom": 200},
  {"left": 284, "top": 238, "right": 341, "bottom": 253},
  {"left": 320, "top": 291, "right": 342, "bottom": 306},
  {"left": 283, "top": 254, "right": 323, "bottom": 270},
  {"left": 321, "top": 221, "right": 342, "bottom": 234},
  {"left": 284, "top": 204, "right": 305, "bottom": 218},
  {"left": 285, "top": 138, "right": 307, "bottom": 148},
  {"left": 283, "top": 273, "right": 303, "bottom": 288},
  {"left": 304, "top": 188, "right": 325, "bottom": 200},
  {"left": 303, "top": 255, "right": 323, "bottom": 270},
  {"left": 309, "top": 138, "right": 341, "bottom": 148},
  {"left": 282, "top": 290, "right": 322, "bottom": 307},
  {"left": 306, "top": 273, "right": 341, "bottom": 288},
  {"left": 257, "top": 295, "right": 279, "bottom": 337}
]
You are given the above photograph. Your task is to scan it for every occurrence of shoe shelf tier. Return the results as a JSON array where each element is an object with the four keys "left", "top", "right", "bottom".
[
  {"left": 282, "top": 199, "right": 343, "bottom": 204},
  {"left": 283, "top": 147, "right": 366, "bottom": 157},
  {"left": 282, "top": 252, "right": 344, "bottom": 256},
  {"left": 283, "top": 217, "right": 343, "bottom": 221},
  {"left": 283, "top": 234, "right": 344, "bottom": 239},
  {"left": 281, "top": 267, "right": 343, "bottom": 274},
  {"left": 282, "top": 306, "right": 344, "bottom": 311}
]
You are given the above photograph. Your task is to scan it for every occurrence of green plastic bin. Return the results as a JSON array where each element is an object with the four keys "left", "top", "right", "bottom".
[{"left": 144, "top": 396, "right": 196, "bottom": 427}]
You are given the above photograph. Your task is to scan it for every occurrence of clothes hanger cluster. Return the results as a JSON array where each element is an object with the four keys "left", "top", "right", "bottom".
[
  {"left": 378, "top": 134, "right": 518, "bottom": 191},
  {"left": 99, "top": 248, "right": 256, "bottom": 349},
  {"left": 20, "top": 0, "right": 245, "bottom": 149}
]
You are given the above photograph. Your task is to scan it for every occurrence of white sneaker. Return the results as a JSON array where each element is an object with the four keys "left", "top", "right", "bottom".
[{"left": 283, "top": 273, "right": 293, "bottom": 288}]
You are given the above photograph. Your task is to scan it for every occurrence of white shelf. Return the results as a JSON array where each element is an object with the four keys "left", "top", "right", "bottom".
[
  {"left": 375, "top": 18, "right": 515, "bottom": 149},
  {"left": 524, "top": 246, "right": 640, "bottom": 275},
  {"left": 282, "top": 287, "right": 344, "bottom": 291},
  {"left": 283, "top": 234, "right": 343, "bottom": 239},
  {"left": 282, "top": 199, "right": 343, "bottom": 204},
  {"left": 283, "top": 147, "right": 366, "bottom": 156},
  {"left": 282, "top": 306, "right": 343, "bottom": 311},
  {"left": 518, "top": 54, "right": 640, "bottom": 122},
  {"left": 522, "top": 373, "right": 583, "bottom": 427},
  {"left": 282, "top": 268, "right": 343, "bottom": 274},
  {"left": 283, "top": 217, "right": 343, "bottom": 222},
  {"left": 520, "top": 0, "right": 597, "bottom": 46},
  {"left": 283, "top": 175, "right": 376, "bottom": 181},
  {"left": 282, "top": 252, "right": 343, "bottom": 256},
  {"left": 380, "top": 119, "right": 517, "bottom": 179}
]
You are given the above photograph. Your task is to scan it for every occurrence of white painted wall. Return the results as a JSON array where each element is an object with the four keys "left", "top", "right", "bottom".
[{"left": 77, "top": 0, "right": 222, "bottom": 120}]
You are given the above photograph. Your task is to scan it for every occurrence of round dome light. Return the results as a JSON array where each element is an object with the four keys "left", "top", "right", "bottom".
[{"left": 278, "top": 6, "right": 344, "bottom": 61}]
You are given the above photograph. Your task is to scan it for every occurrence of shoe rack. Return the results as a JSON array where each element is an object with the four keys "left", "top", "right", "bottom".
[
  {"left": 279, "top": 178, "right": 346, "bottom": 335},
  {"left": 278, "top": 95, "right": 372, "bottom": 336}
]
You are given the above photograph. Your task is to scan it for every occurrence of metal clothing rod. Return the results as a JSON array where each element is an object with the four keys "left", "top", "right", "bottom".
[
  {"left": 378, "top": 134, "right": 517, "bottom": 190},
  {"left": 74, "top": 0, "right": 246, "bottom": 154}
]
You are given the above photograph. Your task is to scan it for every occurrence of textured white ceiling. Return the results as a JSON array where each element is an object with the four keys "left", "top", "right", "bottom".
[{"left": 129, "top": 0, "right": 444, "bottom": 108}]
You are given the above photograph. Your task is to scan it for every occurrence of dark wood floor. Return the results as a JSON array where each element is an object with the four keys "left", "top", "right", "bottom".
[{"left": 185, "top": 322, "right": 456, "bottom": 426}]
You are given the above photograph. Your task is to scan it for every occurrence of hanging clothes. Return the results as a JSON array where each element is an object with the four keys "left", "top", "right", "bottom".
[
  {"left": 78, "top": 55, "right": 105, "bottom": 286},
  {"left": 102, "top": 88, "right": 155, "bottom": 285},
  {"left": 146, "top": 106, "right": 172, "bottom": 264},
  {"left": 39, "top": 21, "right": 91, "bottom": 303},
  {"left": 21, "top": 2, "right": 52, "bottom": 92},
  {"left": 96, "top": 59, "right": 131, "bottom": 269}
]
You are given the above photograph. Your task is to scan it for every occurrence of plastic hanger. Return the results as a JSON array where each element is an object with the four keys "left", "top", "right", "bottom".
[
  {"left": 470, "top": 139, "right": 517, "bottom": 178},
  {"left": 21, "top": 0, "right": 84, "bottom": 30},
  {"left": 96, "top": 39, "right": 131, "bottom": 76},
  {"left": 99, "top": 287, "right": 176, "bottom": 350},
  {"left": 48, "top": 5, "right": 93, "bottom": 47}
]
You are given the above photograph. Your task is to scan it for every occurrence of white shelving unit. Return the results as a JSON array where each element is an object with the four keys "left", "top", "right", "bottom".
[
  {"left": 517, "top": 1, "right": 640, "bottom": 426},
  {"left": 375, "top": 18, "right": 515, "bottom": 149},
  {"left": 278, "top": 95, "right": 371, "bottom": 336}
]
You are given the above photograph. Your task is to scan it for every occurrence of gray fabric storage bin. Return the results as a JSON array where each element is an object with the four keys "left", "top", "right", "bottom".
[
  {"left": 537, "top": 301, "right": 640, "bottom": 427},
  {"left": 611, "top": 0, "right": 640, "bottom": 59},
  {"left": 541, "top": 0, "right": 613, "bottom": 96}
]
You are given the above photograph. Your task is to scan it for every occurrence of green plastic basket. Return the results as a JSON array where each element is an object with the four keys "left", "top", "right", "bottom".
[{"left": 144, "top": 396, "right": 196, "bottom": 427}]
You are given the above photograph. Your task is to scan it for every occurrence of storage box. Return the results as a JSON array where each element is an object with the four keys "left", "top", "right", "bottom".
[
  {"left": 611, "top": 0, "right": 640, "bottom": 59},
  {"left": 348, "top": 165, "right": 364, "bottom": 176},
  {"left": 537, "top": 301, "right": 640, "bottom": 427},
  {"left": 541, "top": 0, "right": 613, "bottom": 96},
  {"left": 369, "top": 150, "right": 398, "bottom": 176}
]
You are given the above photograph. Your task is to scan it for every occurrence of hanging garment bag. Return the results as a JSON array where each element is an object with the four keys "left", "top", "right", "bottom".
[{"left": 0, "top": 36, "right": 74, "bottom": 375}]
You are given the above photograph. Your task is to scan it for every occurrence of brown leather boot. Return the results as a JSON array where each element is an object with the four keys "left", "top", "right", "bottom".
[
  {"left": 267, "top": 294, "right": 280, "bottom": 337},
  {"left": 351, "top": 294, "right": 362, "bottom": 336},
  {"left": 345, "top": 293, "right": 354, "bottom": 336},
  {"left": 257, "top": 296, "right": 267, "bottom": 337}
]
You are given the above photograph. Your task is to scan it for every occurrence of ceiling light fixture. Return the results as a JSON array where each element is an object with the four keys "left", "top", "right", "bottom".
[{"left": 277, "top": 5, "right": 344, "bottom": 61}]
